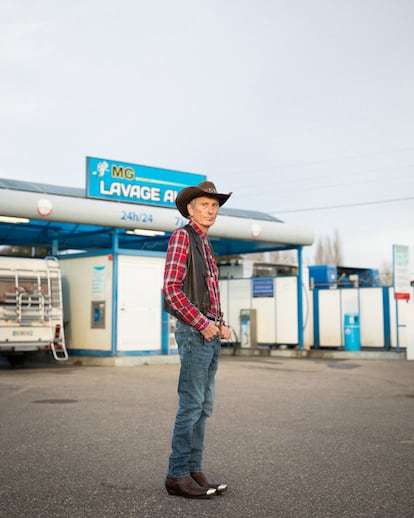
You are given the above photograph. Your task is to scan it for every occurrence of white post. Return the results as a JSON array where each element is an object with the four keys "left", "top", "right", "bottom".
[{"left": 406, "top": 303, "right": 414, "bottom": 360}]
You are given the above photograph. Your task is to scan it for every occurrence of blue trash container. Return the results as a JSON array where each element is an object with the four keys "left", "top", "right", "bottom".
[{"left": 344, "top": 313, "right": 360, "bottom": 351}]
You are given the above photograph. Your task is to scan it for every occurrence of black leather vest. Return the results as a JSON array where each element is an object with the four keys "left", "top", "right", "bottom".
[{"left": 164, "top": 224, "right": 211, "bottom": 318}]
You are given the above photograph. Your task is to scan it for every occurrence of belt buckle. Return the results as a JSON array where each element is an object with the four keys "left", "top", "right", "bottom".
[{"left": 208, "top": 314, "right": 221, "bottom": 327}]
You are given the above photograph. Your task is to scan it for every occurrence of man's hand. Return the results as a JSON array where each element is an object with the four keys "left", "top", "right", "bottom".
[
  {"left": 200, "top": 321, "right": 232, "bottom": 342},
  {"left": 200, "top": 321, "right": 221, "bottom": 341},
  {"left": 220, "top": 324, "right": 232, "bottom": 340}
]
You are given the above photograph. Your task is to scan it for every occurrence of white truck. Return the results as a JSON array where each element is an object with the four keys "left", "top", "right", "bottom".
[{"left": 0, "top": 256, "right": 68, "bottom": 366}]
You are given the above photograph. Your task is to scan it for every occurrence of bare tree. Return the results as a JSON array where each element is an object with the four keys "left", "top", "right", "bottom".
[
  {"left": 243, "top": 250, "right": 297, "bottom": 265},
  {"left": 332, "top": 229, "right": 343, "bottom": 264},
  {"left": 313, "top": 229, "right": 343, "bottom": 265},
  {"left": 379, "top": 261, "right": 392, "bottom": 286},
  {"left": 245, "top": 252, "right": 266, "bottom": 262},
  {"left": 314, "top": 238, "right": 325, "bottom": 265}
]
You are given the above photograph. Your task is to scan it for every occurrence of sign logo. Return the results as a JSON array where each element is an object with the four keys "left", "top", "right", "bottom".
[
  {"left": 86, "top": 157, "right": 206, "bottom": 208},
  {"left": 37, "top": 198, "right": 53, "bottom": 217}
]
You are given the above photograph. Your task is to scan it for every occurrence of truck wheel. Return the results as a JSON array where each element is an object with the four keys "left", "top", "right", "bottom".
[{"left": 7, "top": 353, "right": 26, "bottom": 368}]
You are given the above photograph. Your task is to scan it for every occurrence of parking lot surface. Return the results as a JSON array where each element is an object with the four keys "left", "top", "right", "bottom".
[{"left": 0, "top": 356, "right": 413, "bottom": 518}]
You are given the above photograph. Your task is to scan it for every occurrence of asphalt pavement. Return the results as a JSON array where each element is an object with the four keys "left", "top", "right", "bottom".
[{"left": 0, "top": 355, "right": 413, "bottom": 518}]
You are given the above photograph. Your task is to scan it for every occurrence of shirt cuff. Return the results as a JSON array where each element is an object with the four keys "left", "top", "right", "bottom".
[{"left": 196, "top": 316, "right": 210, "bottom": 331}]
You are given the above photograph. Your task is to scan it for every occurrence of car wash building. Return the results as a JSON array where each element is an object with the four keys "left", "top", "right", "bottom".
[{"left": 0, "top": 157, "right": 314, "bottom": 360}]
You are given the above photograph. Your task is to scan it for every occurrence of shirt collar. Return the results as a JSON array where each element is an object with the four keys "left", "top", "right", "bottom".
[{"left": 188, "top": 219, "right": 206, "bottom": 238}]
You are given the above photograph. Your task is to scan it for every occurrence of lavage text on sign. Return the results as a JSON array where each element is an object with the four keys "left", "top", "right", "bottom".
[{"left": 99, "top": 180, "right": 177, "bottom": 203}]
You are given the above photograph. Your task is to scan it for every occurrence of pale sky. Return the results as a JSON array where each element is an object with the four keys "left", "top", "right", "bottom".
[{"left": 1, "top": 0, "right": 414, "bottom": 273}]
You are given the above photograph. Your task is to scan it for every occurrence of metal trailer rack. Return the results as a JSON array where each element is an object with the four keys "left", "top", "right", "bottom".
[{"left": 0, "top": 256, "right": 68, "bottom": 366}]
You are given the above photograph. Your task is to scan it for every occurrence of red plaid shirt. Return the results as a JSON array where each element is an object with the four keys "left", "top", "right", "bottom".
[{"left": 163, "top": 220, "right": 221, "bottom": 330}]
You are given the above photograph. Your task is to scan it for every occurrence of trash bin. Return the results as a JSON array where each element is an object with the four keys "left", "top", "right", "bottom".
[{"left": 344, "top": 313, "right": 360, "bottom": 351}]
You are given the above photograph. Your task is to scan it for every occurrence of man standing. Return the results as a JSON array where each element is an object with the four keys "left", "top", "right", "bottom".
[{"left": 163, "top": 181, "right": 232, "bottom": 499}]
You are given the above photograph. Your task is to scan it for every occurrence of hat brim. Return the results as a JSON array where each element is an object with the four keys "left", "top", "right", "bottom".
[{"left": 176, "top": 187, "right": 232, "bottom": 218}]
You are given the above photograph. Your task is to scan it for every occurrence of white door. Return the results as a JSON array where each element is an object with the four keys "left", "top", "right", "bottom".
[{"left": 117, "top": 257, "right": 164, "bottom": 351}]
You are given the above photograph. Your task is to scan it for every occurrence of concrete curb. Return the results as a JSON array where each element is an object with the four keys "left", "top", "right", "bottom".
[
  {"left": 62, "top": 346, "right": 407, "bottom": 367},
  {"left": 221, "top": 346, "right": 407, "bottom": 361}
]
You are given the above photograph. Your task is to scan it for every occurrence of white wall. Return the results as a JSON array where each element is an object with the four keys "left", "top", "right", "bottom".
[
  {"left": 220, "top": 277, "right": 408, "bottom": 349},
  {"left": 61, "top": 254, "right": 408, "bottom": 354},
  {"left": 116, "top": 255, "right": 164, "bottom": 352},
  {"left": 60, "top": 255, "right": 113, "bottom": 351},
  {"left": 61, "top": 254, "right": 165, "bottom": 353},
  {"left": 220, "top": 276, "right": 300, "bottom": 346},
  {"left": 315, "top": 287, "right": 407, "bottom": 348}
]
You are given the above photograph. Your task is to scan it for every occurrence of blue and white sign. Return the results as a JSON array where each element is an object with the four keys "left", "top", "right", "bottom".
[
  {"left": 86, "top": 157, "right": 206, "bottom": 208},
  {"left": 393, "top": 244, "right": 410, "bottom": 300},
  {"left": 253, "top": 277, "right": 274, "bottom": 298}
]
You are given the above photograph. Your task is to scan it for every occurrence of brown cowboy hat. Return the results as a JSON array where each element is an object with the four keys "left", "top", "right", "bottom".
[{"left": 176, "top": 181, "right": 232, "bottom": 218}]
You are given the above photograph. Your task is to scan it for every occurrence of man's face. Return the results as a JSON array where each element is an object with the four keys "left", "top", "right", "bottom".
[{"left": 187, "top": 196, "right": 219, "bottom": 232}]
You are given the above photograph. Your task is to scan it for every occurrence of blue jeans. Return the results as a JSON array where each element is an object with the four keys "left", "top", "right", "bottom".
[{"left": 168, "top": 320, "right": 221, "bottom": 478}]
